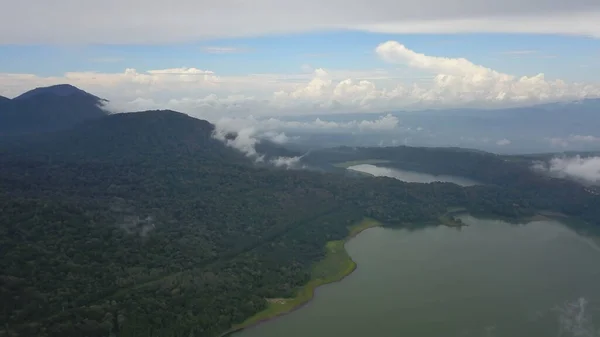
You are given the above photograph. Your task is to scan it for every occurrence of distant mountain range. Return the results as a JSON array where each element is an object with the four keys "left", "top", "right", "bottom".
[
  {"left": 0, "top": 84, "right": 108, "bottom": 135},
  {"left": 279, "top": 98, "right": 600, "bottom": 154}
]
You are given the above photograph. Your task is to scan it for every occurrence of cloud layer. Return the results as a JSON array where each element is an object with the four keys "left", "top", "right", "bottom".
[
  {"left": 546, "top": 135, "right": 600, "bottom": 148},
  {"left": 533, "top": 156, "right": 600, "bottom": 185},
  {"left": 1, "top": 42, "right": 599, "bottom": 119},
  {"left": 1, "top": 0, "right": 600, "bottom": 44},
  {"left": 214, "top": 114, "right": 402, "bottom": 136},
  {"left": 211, "top": 123, "right": 305, "bottom": 169}
]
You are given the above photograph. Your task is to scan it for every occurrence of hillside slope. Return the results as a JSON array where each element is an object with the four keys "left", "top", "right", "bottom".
[{"left": 0, "top": 110, "right": 467, "bottom": 337}]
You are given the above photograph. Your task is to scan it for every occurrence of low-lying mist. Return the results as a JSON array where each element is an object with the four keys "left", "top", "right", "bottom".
[
  {"left": 347, "top": 164, "right": 480, "bottom": 186},
  {"left": 211, "top": 121, "right": 306, "bottom": 169},
  {"left": 532, "top": 156, "right": 600, "bottom": 186},
  {"left": 206, "top": 100, "right": 600, "bottom": 155}
]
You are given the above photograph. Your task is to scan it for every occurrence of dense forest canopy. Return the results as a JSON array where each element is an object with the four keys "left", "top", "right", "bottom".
[{"left": 1, "top": 105, "right": 599, "bottom": 337}]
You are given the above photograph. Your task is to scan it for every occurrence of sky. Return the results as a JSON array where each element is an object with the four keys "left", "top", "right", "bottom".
[
  {"left": 1, "top": 0, "right": 600, "bottom": 121},
  {"left": 1, "top": 0, "right": 600, "bottom": 180}
]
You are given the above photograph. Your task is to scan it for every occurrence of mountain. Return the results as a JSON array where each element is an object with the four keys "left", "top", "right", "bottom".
[
  {"left": 7, "top": 109, "right": 244, "bottom": 161},
  {"left": 1, "top": 98, "right": 599, "bottom": 337},
  {"left": 13, "top": 84, "right": 101, "bottom": 101},
  {"left": 1, "top": 110, "right": 469, "bottom": 337},
  {"left": 0, "top": 84, "right": 108, "bottom": 135},
  {"left": 0, "top": 95, "right": 12, "bottom": 113},
  {"left": 0, "top": 109, "right": 302, "bottom": 169}
]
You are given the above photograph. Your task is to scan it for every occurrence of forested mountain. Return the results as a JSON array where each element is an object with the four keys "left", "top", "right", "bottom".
[
  {"left": 1, "top": 106, "right": 599, "bottom": 337},
  {"left": 0, "top": 84, "right": 108, "bottom": 135},
  {"left": 0, "top": 110, "right": 246, "bottom": 165},
  {"left": 303, "top": 146, "right": 600, "bottom": 223}
]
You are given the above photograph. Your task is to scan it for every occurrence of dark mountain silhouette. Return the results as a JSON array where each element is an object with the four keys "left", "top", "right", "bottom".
[
  {"left": 0, "top": 84, "right": 109, "bottom": 135},
  {"left": 0, "top": 95, "right": 12, "bottom": 113},
  {"left": 13, "top": 84, "right": 101, "bottom": 101},
  {"left": 1, "top": 109, "right": 250, "bottom": 166}
]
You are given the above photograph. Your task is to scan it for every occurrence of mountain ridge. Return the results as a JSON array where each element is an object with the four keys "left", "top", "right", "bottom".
[
  {"left": 13, "top": 84, "right": 104, "bottom": 101},
  {"left": 0, "top": 109, "right": 253, "bottom": 165}
]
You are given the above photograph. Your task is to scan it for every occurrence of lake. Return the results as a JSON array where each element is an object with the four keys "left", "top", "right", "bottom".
[
  {"left": 347, "top": 164, "right": 479, "bottom": 186},
  {"left": 234, "top": 216, "right": 600, "bottom": 337}
]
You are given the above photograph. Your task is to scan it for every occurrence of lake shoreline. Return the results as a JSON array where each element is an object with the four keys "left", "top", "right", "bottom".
[
  {"left": 219, "top": 218, "right": 381, "bottom": 337},
  {"left": 221, "top": 211, "right": 579, "bottom": 337},
  {"left": 227, "top": 214, "right": 600, "bottom": 337},
  {"left": 219, "top": 264, "right": 355, "bottom": 337},
  {"left": 343, "top": 163, "right": 480, "bottom": 186}
]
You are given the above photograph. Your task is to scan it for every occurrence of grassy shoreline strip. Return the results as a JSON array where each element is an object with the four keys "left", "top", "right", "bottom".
[{"left": 223, "top": 218, "right": 381, "bottom": 336}]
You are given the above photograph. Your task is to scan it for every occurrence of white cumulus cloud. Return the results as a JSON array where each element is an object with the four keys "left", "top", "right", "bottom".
[
  {"left": 375, "top": 41, "right": 596, "bottom": 105},
  {"left": 1, "top": 42, "right": 599, "bottom": 117}
]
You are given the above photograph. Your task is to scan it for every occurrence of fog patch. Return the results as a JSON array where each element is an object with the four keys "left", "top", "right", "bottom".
[
  {"left": 213, "top": 114, "right": 401, "bottom": 134},
  {"left": 554, "top": 297, "right": 597, "bottom": 337},
  {"left": 271, "top": 155, "right": 304, "bottom": 169},
  {"left": 119, "top": 215, "right": 156, "bottom": 238},
  {"left": 262, "top": 131, "right": 290, "bottom": 144},
  {"left": 213, "top": 125, "right": 264, "bottom": 160},
  {"left": 212, "top": 121, "right": 305, "bottom": 168},
  {"left": 496, "top": 138, "right": 511, "bottom": 146},
  {"left": 532, "top": 156, "right": 600, "bottom": 186},
  {"left": 347, "top": 164, "right": 479, "bottom": 186}
]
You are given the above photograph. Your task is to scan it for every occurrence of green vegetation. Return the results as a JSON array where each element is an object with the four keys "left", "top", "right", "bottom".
[
  {"left": 306, "top": 146, "right": 600, "bottom": 225},
  {"left": 348, "top": 218, "right": 381, "bottom": 237},
  {"left": 228, "top": 218, "right": 381, "bottom": 334},
  {"left": 438, "top": 215, "right": 466, "bottom": 228},
  {"left": 446, "top": 207, "right": 467, "bottom": 214},
  {"left": 332, "top": 159, "right": 391, "bottom": 168},
  {"left": 1, "top": 110, "right": 599, "bottom": 337}
]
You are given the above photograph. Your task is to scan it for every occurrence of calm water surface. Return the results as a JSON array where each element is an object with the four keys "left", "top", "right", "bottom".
[
  {"left": 234, "top": 216, "right": 600, "bottom": 337},
  {"left": 347, "top": 164, "right": 479, "bottom": 186}
]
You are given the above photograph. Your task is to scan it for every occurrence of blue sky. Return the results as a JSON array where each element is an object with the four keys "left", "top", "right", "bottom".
[{"left": 1, "top": 32, "right": 598, "bottom": 82}]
